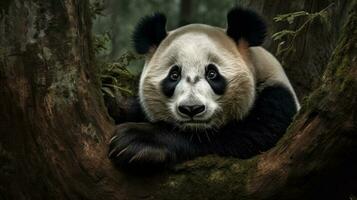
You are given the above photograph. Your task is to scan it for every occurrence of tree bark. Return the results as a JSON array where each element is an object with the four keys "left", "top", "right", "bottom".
[
  {"left": 0, "top": 0, "right": 356, "bottom": 200},
  {"left": 0, "top": 1, "right": 119, "bottom": 199}
]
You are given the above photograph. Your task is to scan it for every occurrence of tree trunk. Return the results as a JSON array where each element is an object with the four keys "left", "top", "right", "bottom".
[
  {"left": 0, "top": 0, "right": 356, "bottom": 200},
  {"left": 0, "top": 1, "right": 119, "bottom": 199}
]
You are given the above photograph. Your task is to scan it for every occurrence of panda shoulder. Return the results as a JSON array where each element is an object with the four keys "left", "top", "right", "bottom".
[{"left": 249, "top": 47, "right": 300, "bottom": 109}]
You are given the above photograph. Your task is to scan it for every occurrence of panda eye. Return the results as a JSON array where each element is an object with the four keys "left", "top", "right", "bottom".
[
  {"left": 207, "top": 69, "right": 217, "bottom": 80},
  {"left": 169, "top": 70, "right": 180, "bottom": 81}
]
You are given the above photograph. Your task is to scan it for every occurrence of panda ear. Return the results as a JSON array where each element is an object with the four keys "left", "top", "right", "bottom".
[
  {"left": 132, "top": 13, "right": 167, "bottom": 54},
  {"left": 226, "top": 7, "right": 267, "bottom": 46}
]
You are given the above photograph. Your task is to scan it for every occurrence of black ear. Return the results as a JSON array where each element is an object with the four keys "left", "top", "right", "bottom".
[
  {"left": 132, "top": 13, "right": 167, "bottom": 54},
  {"left": 226, "top": 7, "right": 267, "bottom": 46}
]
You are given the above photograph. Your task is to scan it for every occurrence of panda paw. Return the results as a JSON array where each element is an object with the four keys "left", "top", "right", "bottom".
[{"left": 108, "top": 123, "right": 175, "bottom": 169}]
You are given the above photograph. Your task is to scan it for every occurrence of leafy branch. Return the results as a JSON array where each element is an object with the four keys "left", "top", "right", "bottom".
[
  {"left": 272, "top": 3, "right": 334, "bottom": 57},
  {"left": 93, "top": 32, "right": 111, "bottom": 55},
  {"left": 99, "top": 51, "right": 141, "bottom": 98}
]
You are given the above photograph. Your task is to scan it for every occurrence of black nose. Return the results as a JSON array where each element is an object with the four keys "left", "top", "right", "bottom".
[{"left": 178, "top": 105, "right": 205, "bottom": 117}]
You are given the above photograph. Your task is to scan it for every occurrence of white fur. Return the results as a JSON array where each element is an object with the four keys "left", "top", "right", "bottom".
[{"left": 249, "top": 47, "right": 300, "bottom": 109}]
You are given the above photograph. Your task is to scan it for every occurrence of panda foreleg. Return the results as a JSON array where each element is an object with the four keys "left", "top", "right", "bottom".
[{"left": 108, "top": 122, "right": 198, "bottom": 169}]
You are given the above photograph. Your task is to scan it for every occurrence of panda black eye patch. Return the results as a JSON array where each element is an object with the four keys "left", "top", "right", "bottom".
[
  {"left": 205, "top": 64, "right": 226, "bottom": 95},
  {"left": 161, "top": 65, "right": 181, "bottom": 97}
]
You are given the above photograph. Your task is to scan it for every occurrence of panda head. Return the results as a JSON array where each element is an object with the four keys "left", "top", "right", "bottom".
[{"left": 134, "top": 7, "right": 267, "bottom": 130}]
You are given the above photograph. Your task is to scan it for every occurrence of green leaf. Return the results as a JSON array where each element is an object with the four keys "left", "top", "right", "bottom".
[
  {"left": 271, "top": 30, "right": 295, "bottom": 41},
  {"left": 102, "top": 84, "right": 133, "bottom": 95},
  {"left": 276, "top": 41, "right": 286, "bottom": 56},
  {"left": 273, "top": 11, "right": 309, "bottom": 23}
]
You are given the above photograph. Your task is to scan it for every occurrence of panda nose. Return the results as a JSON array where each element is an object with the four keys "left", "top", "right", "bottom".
[{"left": 178, "top": 105, "right": 205, "bottom": 118}]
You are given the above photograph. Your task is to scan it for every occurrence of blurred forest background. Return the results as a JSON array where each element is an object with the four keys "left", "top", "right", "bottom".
[{"left": 91, "top": 0, "right": 239, "bottom": 62}]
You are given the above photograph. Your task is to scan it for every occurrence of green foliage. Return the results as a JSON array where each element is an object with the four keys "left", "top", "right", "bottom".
[
  {"left": 89, "top": 0, "right": 106, "bottom": 19},
  {"left": 274, "top": 11, "right": 310, "bottom": 24},
  {"left": 272, "top": 3, "right": 334, "bottom": 57},
  {"left": 90, "top": 0, "right": 145, "bottom": 99},
  {"left": 99, "top": 51, "right": 140, "bottom": 98},
  {"left": 93, "top": 32, "right": 111, "bottom": 55}
]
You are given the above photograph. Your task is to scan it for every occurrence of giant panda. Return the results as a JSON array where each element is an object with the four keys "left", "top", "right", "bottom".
[{"left": 108, "top": 7, "right": 300, "bottom": 169}]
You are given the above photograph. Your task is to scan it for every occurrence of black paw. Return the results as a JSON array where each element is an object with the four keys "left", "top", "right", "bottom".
[{"left": 108, "top": 123, "right": 175, "bottom": 170}]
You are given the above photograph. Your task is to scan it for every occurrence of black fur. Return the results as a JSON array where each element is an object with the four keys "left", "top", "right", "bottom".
[
  {"left": 226, "top": 7, "right": 267, "bottom": 46},
  {"left": 108, "top": 84, "right": 297, "bottom": 168},
  {"left": 161, "top": 65, "right": 181, "bottom": 97},
  {"left": 205, "top": 64, "right": 227, "bottom": 95},
  {"left": 117, "top": 97, "right": 148, "bottom": 123},
  {"left": 104, "top": 96, "right": 147, "bottom": 124},
  {"left": 132, "top": 13, "right": 167, "bottom": 54},
  {"left": 109, "top": 122, "right": 198, "bottom": 171},
  {"left": 201, "top": 85, "right": 297, "bottom": 158}
]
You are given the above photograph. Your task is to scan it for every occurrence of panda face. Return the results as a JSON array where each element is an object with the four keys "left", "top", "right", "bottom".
[
  {"left": 139, "top": 25, "right": 256, "bottom": 130},
  {"left": 162, "top": 63, "right": 222, "bottom": 130}
]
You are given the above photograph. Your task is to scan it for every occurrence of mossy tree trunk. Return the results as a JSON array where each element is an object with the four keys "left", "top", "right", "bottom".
[
  {"left": 0, "top": 0, "right": 356, "bottom": 200},
  {"left": 0, "top": 1, "right": 119, "bottom": 199}
]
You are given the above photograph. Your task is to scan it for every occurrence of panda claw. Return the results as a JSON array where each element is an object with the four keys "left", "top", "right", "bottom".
[
  {"left": 128, "top": 155, "right": 137, "bottom": 163},
  {"left": 116, "top": 147, "right": 128, "bottom": 157},
  {"left": 108, "top": 148, "right": 117, "bottom": 158},
  {"left": 109, "top": 135, "right": 118, "bottom": 143}
]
